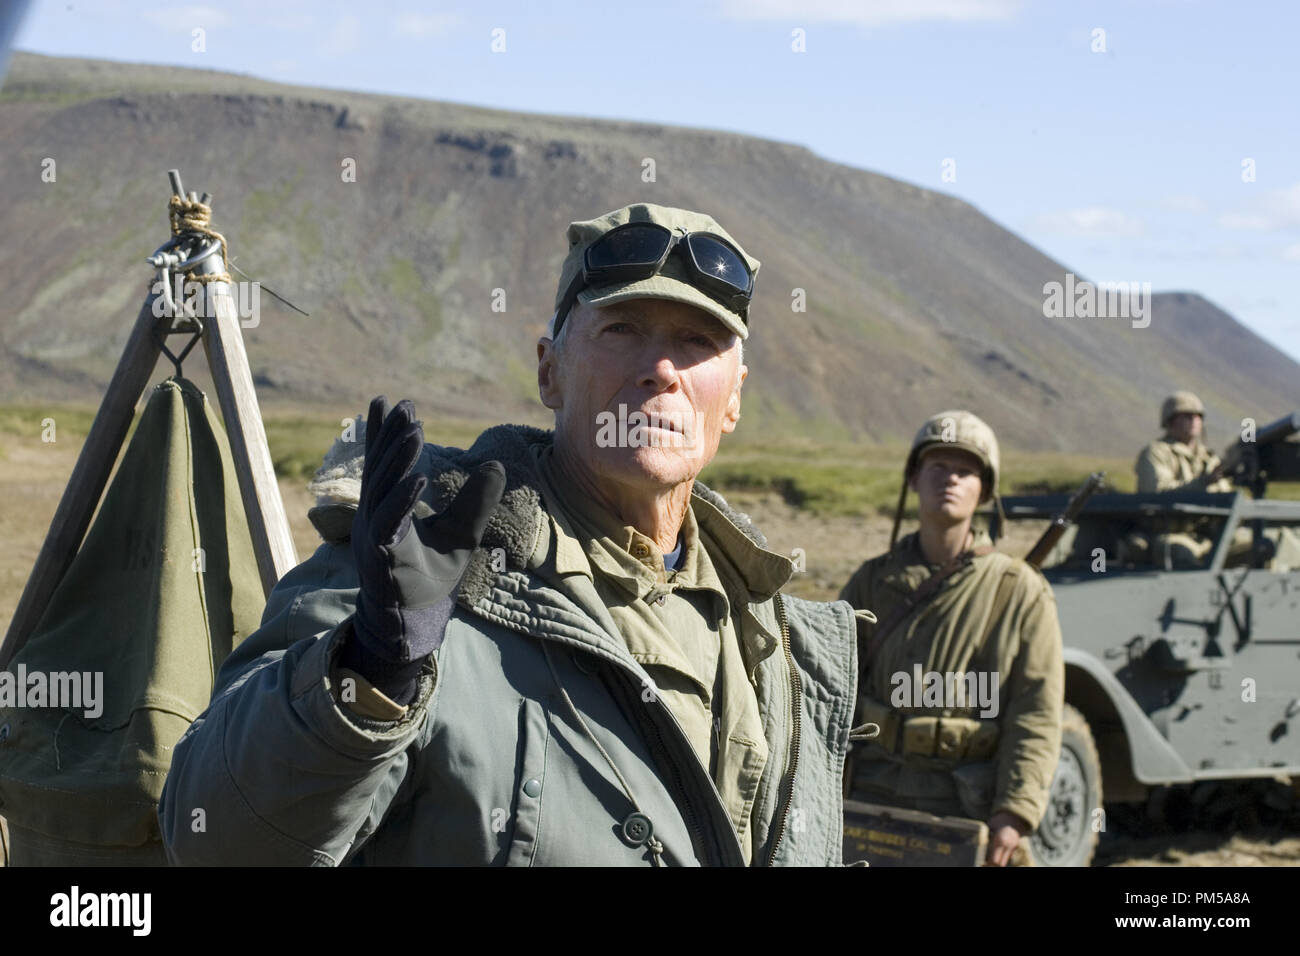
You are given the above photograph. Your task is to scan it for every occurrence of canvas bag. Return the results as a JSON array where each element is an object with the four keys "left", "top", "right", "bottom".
[{"left": 0, "top": 376, "right": 266, "bottom": 864}]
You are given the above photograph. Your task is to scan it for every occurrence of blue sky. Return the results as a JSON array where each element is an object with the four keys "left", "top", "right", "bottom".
[{"left": 11, "top": 0, "right": 1300, "bottom": 362}]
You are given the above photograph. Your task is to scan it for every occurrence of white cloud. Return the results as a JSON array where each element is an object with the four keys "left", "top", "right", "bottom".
[
  {"left": 1217, "top": 181, "right": 1300, "bottom": 231},
  {"left": 143, "top": 5, "right": 229, "bottom": 32},
  {"left": 1283, "top": 243, "right": 1300, "bottom": 262},
  {"left": 717, "top": 0, "right": 1023, "bottom": 25},
  {"left": 1032, "top": 206, "right": 1145, "bottom": 238},
  {"left": 394, "top": 13, "right": 460, "bottom": 38},
  {"left": 1160, "top": 194, "right": 1208, "bottom": 215}
]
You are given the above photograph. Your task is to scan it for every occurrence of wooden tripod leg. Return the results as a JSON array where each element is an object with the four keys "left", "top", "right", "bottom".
[
  {"left": 0, "top": 295, "right": 164, "bottom": 669},
  {"left": 201, "top": 281, "right": 298, "bottom": 597}
]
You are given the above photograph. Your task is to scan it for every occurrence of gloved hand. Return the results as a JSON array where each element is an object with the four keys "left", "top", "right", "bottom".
[{"left": 339, "top": 396, "right": 506, "bottom": 706}]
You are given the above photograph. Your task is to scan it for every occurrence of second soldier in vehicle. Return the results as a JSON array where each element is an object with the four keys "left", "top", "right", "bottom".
[
  {"left": 1133, "top": 390, "right": 1239, "bottom": 568},
  {"left": 839, "top": 411, "right": 1064, "bottom": 867},
  {"left": 1135, "top": 391, "right": 1232, "bottom": 495}
]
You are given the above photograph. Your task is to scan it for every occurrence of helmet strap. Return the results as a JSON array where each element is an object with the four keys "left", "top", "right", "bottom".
[
  {"left": 991, "top": 493, "right": 1005, "bottom": 544},
  {"left": 889, "top": 474, "right": 908, "bottom": 550}
]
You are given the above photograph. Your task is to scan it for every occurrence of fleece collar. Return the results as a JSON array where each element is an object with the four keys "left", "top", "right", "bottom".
[{"left": 305, "top": 421, "right": 788, "bottom": 609}]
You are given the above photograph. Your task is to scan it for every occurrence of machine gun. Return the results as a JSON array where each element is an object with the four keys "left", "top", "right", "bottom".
[
  {"left": 1025, "top": 472, "right": 1106, "bottom": 569},
  {"left": 1218, "top": 410, "right": 1300, "bottom": 498}
]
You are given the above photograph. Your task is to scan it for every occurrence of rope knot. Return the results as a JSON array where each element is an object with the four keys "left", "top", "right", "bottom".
[{"left": 166, "top": 194, "right": 230, "bottom": 283}]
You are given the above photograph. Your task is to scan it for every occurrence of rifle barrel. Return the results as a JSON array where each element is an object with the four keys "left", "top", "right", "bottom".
[{"left": 1025, "top": 472, "right": 1105, "bottom": 569}]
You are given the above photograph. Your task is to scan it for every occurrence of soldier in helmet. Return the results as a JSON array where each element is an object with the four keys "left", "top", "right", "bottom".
[
  {"left": 1133, "top": 391, "right": 1236, "bottom": 568},
  {"left": 839, "top": 411, "right": 1064, "bottom": 866},
  {"left": 1135, "top": 391, "right": 1232, "bottom": 494}
]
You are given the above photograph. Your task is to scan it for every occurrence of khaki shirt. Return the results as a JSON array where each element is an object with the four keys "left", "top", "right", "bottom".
[
  {"left": 839, "top": 530, "right": 1064, "bottom": 828},
  {"left": 532, "top": 447, "right": 790, "bottom": 863},
  {"left": 1135, "top": 436, "right": 1232, "bottom": 494}
]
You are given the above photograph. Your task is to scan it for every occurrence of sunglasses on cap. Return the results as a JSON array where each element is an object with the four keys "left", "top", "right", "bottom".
[{"left": 553, "top": 222, "right": 754, "bottom": 338}]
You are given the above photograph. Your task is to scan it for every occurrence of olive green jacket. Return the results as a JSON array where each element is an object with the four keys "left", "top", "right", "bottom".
[
  {"left": 839, "top": 531, "right": 1064, "bottom": 828},
  {"left": 1135, "top": 436, "right": 1231, "bottom": 493},
  {"left": 158, "top": 425, "right": 859, "bottom": 866}
]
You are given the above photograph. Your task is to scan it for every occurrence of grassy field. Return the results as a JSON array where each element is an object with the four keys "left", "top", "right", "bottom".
[
  {"left": 2, "top": 400, "right": 1297, "bottom": 628},
  {"left": 5, "top": 401, "right": 1297, "bottom": 502},
  {"left": 698, "top": 444, "right": 1145, "bottom": 518},
  {"left": 245, "top": 406, "right": 1154, "bottom": 515}
]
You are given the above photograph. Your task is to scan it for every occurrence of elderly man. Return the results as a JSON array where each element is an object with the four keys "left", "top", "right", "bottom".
[
  {"left": 159, "top": 202, "right": 863, "bottom": 866},
  {"left": 839, "top": 411, "right": 1064, "bottom": 867}
]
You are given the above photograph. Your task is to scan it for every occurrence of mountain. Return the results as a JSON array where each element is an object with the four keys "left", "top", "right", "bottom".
[{"left": 1, "top": 52, "right": 1295, "bottom": 455}]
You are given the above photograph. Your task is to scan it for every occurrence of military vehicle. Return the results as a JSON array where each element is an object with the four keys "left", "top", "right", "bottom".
[{"left": 995, "top": 417, "right": 1300, "bottom": 866}]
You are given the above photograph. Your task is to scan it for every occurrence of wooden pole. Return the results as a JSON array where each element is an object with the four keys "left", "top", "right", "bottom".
[
  {"left": 0, "top": 292, "right": 164, "bottom": 668},
  {"left": 1, "top": 168, "right": 298, "bottom": 665},
  {"left": 199, "top": 272, "right": 298, "bottom": 594},
  {"left": 177, "top": 169, "right": 297, "bottom": 595}
]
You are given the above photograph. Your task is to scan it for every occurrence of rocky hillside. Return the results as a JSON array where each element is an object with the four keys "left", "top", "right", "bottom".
[{"left": 1, "top": 52, "right": 1296, "bottom": 455}]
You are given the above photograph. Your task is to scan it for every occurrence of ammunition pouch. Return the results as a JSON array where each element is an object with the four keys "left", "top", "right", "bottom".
[
  {"left": 856, "top": 695, "right": 999, "bottom": 759},
  {"left": 902, "top": 716, "right": 938, "bottom": 756},
  {"left": 964, "top": 719, "right": 1000, "bottom": 760}
]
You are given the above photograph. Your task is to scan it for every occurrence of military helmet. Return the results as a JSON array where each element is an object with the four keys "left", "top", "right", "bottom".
[
  {"left": 903, "top": 409, "right": 1000, "bottom": 503},
  {"left": 1161, "top": 391, "right": 1205, "bottom": 429}
]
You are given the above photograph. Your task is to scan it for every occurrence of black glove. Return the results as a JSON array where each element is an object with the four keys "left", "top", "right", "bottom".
[{"left": 339, "top": 396, "right": 506, "bottom": 706}]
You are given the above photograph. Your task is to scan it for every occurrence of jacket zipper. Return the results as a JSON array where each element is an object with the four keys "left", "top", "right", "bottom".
[{"left": 765, "top": 592, "right": 802, "bottom": 866}]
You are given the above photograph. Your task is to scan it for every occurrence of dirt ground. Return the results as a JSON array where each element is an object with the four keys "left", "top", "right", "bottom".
[
  {"left": 0, "top": 444, "right": 1295, "bottom": 866},
  {"left": 1100, "top": 832, "right": 1300, "bottom": 867}
]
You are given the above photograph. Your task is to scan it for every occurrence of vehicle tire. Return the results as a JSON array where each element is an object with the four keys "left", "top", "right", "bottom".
[{"left": 1027, "top": 703, "right": 1102, "bottom": 867}]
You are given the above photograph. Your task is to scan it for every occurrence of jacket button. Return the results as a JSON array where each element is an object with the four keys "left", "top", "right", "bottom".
[
  {"left": 619, "top": 812, "right": 654, "bottom": 847},
  {"left": 523, "top": 778, "right": 542, "bottom": 798}
]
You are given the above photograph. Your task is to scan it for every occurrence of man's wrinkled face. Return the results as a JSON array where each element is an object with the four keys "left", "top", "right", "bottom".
[
  {"left": 537, "top": 298, "right": 746, "bottom": 493},
  {"left": 1168, "top": 412, "right": 1202, "bottom": 444},
  {"left": 910, "top": 447, "right": 985, "bottom": 526}
]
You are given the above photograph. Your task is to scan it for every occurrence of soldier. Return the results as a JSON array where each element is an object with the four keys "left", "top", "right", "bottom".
[
  {"left": 1133, "top": 391, "right": 1235, "bottom": 568},
  {"left": 839, "top": 411, "right": 1064, "bottom": 867},
  {"left": 1135, "top": 391, "right": 1232, "bottom": 494}
]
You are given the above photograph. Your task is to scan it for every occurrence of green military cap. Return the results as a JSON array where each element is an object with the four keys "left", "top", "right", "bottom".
[{"left": 551, "top": 202, "right": 760, "bottom": 341}]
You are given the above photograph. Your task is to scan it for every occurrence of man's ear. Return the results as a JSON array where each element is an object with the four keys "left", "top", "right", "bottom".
[
  {"left": 721, "top": 362, "right": 747, "bottom": 433},
  {"left": 537, "top": 338, "right": 561, "bottom": 411}
]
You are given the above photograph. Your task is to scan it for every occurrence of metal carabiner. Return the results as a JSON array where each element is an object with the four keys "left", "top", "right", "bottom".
[{"left": 174, "top": 237, "right": 223, "bottom": 272}]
